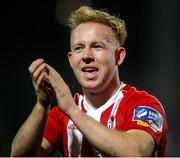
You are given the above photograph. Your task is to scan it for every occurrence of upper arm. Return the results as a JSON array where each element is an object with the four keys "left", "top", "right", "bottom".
[
  {"left": 36, "top": 138, "right": 54, "bottom": 156},
  {"left": 126, "top": 129, "right": 155, "bottom": 156}
]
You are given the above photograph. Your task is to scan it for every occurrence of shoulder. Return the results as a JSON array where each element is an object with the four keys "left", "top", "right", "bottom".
[
  {"left": 120, "top": 83, "right": 167, "bottom": 133},
  {"left": 122, "top": 83, "right": 164, "bottom": 109},
  {"left": 120, "top": 83, "right": 167, "bottom": 128}
]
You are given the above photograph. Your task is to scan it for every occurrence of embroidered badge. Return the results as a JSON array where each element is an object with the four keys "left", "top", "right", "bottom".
[{"left": 133, "top": 106, "right": 163, "bottom": 132}]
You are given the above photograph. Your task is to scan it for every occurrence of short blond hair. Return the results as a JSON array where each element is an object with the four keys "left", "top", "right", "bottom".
[{"left": 68, "top": 5, "right": 127, "bottom": 46}]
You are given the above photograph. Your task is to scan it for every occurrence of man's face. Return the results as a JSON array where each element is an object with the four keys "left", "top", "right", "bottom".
[{"left": 68, "top": 22, "right": 124, "bottom": 92}]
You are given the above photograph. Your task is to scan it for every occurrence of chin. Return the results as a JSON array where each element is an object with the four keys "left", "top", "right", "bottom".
[
  {"left": 82, "top": 84, "right": 97, "bottom": 90},
  {"left": 80, "top": 81, "right": 96, "bottom": 89},
  {"left": 81, "top": 82, "right": 104, "bottom": 93}
]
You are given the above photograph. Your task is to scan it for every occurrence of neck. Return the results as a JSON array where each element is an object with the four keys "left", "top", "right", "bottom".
[{"left": 83, "top": 79, "right": 121, "bottom": 109}]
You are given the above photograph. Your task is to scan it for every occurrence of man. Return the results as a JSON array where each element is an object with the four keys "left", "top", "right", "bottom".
[{"left": 11, "top": 5, "right": 167, "bottom": 157}]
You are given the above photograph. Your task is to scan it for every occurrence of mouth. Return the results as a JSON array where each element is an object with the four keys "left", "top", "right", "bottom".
[
  {"left": 81, "top": 66, "right": 99, "bottom": 79},
  {"left": 82, "top": 67, "right": 99, "bottom": 72}
]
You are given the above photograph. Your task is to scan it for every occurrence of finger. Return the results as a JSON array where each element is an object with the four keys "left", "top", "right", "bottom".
[
  {"left": 46, "top": 64, "right": 64, "bottom": 81},
  {"left": 43, "top": 81, "right": 54, "bottom": 96},
  {"left": 46, "top": 65, "right": 69, "bottom": 96},
  {"left": 45, "top": 64, "right": 55, "bottom": 74},
  {"left": 28, "top": 58, "right": 44, "bottom": 75},
  {"left": 36, "top": 71, "right": 46, "bottom": 88},
  {"left": 32, "top": 63, "right": 47, "bottom": 82},
  {"left": 37, "top": 72, "right": 54, "bottom": 97}
]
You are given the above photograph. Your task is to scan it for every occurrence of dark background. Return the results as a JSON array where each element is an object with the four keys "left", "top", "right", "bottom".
[{"left": 1, "top": 0, "right": 180, "bottom": 156}]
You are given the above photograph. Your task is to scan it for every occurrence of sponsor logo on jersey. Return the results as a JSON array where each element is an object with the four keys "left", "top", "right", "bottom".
[
  {"left": 137, "top": 120, "right": 149, "bottom": 127},
  {"left": 133, "top": 106, "right": 163, "bottom": 132},
  {"left": 68, "top": 123, "right": 77, "bottom": 130}
]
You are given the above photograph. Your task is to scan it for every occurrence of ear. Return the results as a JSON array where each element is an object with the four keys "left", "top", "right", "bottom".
[
  {"left": 115, "top": 47, "right": 126, "bottom": 66},
  {"left": 67, "top": 51, "right": 73, "bottom": 68}
]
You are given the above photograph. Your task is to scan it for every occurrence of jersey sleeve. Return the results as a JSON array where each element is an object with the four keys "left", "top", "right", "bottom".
[
  {"left": 124, "top": 94, "right": 167, "bottom": 146},
  {"left": 43, "top": 106, "right": 64, "bottom": 150}
]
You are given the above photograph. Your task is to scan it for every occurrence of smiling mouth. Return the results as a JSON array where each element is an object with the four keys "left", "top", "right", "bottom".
[
  {"left": 82, "top": 67, "right": 99, "bottom": 72},
  {"left": 81, "top": 67, "right": 99, "bottom": 79}
]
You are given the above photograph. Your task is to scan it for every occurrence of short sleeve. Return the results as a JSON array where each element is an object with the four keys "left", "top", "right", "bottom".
[
  {"left": 124, "top": 97, "right": 167, "bottom": 146},
  {"left": 43, "top": 107, "right": 64, "bottom": 149}
]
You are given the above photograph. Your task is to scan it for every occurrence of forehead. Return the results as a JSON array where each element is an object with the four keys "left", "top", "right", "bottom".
[{"left": 71, "top": 22, "right": 114, "bottom": 44}]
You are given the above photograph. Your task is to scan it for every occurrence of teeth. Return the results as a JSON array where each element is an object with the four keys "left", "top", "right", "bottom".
[
  {"left": 82, "top": 67, "right": 98, "bottom": 72},
  {"left": 85, "top": 68, "right": 94, "bottom": 71}
]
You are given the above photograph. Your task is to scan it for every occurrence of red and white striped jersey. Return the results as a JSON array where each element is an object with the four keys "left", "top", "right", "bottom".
[{"left": 43, "top": 82, "right": 167, "bottom": 157}]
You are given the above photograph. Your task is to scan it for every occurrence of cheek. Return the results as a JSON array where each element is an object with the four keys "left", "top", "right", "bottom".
[
  {"left": 97, "top": 54, "right": 116, "bottom": 67},
  {"left": 70, "top": 55, "right": 81, "bottom": 68},
  {"left": 101, "top": 58, "right": 117, "bottom": 76}
]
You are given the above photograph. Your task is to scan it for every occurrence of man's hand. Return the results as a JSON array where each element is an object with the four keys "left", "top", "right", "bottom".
[
  {"left": 46, "top": 64, "right": 75, "bottom": 114},
  {"left": 28, "top": 59, "right": 53, "bottom": 107}
]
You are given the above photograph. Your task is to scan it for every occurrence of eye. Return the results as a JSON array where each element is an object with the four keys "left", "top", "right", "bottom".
[
  {"left": 93, "top": 44, "right": 103, "bottom": 50},
  {"left": 73, "top": 46, "right": 83, "bottom": 53},
  {"left": 94, "top": 45, "right": 102, "bottom": 48}
]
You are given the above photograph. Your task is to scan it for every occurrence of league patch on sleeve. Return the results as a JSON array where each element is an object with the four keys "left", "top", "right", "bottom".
[{"left": 133, "top": 106, "right": 163, "bottom": 133}]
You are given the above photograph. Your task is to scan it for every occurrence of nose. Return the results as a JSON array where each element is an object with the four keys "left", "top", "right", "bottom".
[{"left": 82, "top": 48, "right": 94, "bottom": 64}]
